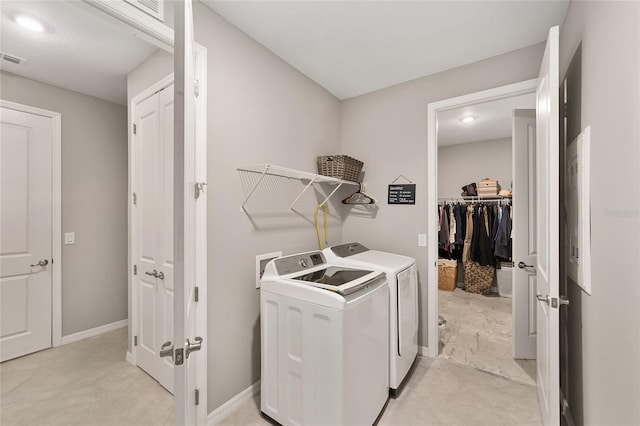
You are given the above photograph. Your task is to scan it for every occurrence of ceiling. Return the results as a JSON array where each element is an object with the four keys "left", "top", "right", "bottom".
[
  {"left": 438, "top": 93, "right": 536, "bottom": 147},
  {"left": 0, "top": 1, "right": 158, "bottom": 105},
  {"left": 0, "top": 1, "right": 569, "bottom": 106},
  {"left": 203, "top": 0, "right": 569, "bottom": 100}
]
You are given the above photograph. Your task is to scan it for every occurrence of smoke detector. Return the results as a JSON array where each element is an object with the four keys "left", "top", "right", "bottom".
[{"left": 0, "top": 52, "right": 27, "bottom": 65}]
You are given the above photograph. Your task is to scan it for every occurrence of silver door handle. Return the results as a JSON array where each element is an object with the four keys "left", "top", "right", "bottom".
[
  {"left": 536, "top": 294, "right": 550, "bottom": 305},
  {"left": 145, "top": 269, "right": 164, "bottom": 279},
  {"left": 185, "top": 336, "right": 203, "bottom": 359},
  {"left": 160, "top": 341, "right": 174, "bottom": 360},
  {"left": 518, "top": 261, "right": 534, "bottom": 269},
  {"left": 30, "top": 259, "right": 49, "bottom": 267}
]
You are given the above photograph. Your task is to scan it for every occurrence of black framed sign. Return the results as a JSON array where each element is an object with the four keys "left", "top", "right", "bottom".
[{"left": 388, "top": 184, "right": 416, "bottom": 205}]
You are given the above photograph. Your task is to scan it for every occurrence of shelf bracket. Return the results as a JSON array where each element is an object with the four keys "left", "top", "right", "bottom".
[
  {"left": 289, "top": 176, "right": 317, "bottom": 211},
  {"left": 317, "top": 182, "right": 344, "bottom": 209},
  {"left": 241, "top": 165, "right": 269, "bottom": 211}
]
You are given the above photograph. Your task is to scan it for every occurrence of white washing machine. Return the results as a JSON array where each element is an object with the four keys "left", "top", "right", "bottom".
[
  {"left": 323, "top": 243, "right": 419, "bottom": 395},
  {"left": 260, "top": 251, "right": 389, "bottom": 426}
]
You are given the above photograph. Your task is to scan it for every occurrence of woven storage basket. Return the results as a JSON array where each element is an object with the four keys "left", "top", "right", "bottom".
[
  {"left": 463, "top": 261, "right": 495, "bottom": 295},
  {"left": 438, "top": 259, "right": 458, "bottom": 292},
  {"left": 317, "top": 155, "right": 363, "bottom": 182}
]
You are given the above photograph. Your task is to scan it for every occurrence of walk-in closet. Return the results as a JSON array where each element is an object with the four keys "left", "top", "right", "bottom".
[{"left": 435, "top": 93, "right": 537, "bottom": 386}]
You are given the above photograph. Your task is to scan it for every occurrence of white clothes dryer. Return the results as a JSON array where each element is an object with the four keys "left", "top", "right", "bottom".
[
  {"left": 324, "top": 243, "right": 419, "bottom": 395},
  {"left": 260, "top": 250, "right": 389, "bottom": 426}
]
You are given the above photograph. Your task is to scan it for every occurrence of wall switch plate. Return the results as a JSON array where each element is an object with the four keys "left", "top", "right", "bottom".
[
  {"left": 64, "top": 232, "right": 75, "bottom": 245},
  {"left": 418, "top": 233, "right": 427, "bottom": 247},
  {"left": 256, "top": 251, "right": 282, "bottom": 289}
]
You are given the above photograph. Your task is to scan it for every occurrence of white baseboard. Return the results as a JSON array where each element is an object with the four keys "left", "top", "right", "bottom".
[
  {"left": 208, "top": 381, "right": 260, "bottom": 425},
  {"left": 126, "top": 351, "right": 135, "bottom": 366},
  {"left": 418, "top": 345, "right": 430, "bottom": 357},
  {"left": 61, "top": 319, "right": 128, "bottom": 346}
]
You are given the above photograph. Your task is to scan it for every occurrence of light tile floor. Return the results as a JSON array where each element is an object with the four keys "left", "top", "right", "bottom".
[
  {"left": 0, "top": 327, "right": 173, "bottom": 426},
  {"left": 1, "top": 305, "right": 541, "bottom": 426},
  {"left": 219, "top": 357, "right": 541, "bottom": 426},
  {"left": 439, "top": 288, "right": 536, "bottom": 386}
]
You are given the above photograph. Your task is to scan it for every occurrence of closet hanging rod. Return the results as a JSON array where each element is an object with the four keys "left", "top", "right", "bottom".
[{"left": 438, "top": 196, "right": 512, "bottom": 203}]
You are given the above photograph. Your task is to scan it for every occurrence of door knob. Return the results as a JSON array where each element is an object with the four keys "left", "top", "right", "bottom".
[
  {"left": 185, "top": 336, "right": 203, "bottom": 359},
  {"left": 518, "top": 261, "right": 534, "bottom": 269},
  {"left": 145, "top": 269, "right": 164, "bottom": 279},
  {"left": 536, "top": 294, "right": 550, "bottom": 305},
  {"left": 30, "top": 259, "right": 49, "bottom": 267},
  {"left": 159, "top": 341, "right": 174, "bottom": 360}
]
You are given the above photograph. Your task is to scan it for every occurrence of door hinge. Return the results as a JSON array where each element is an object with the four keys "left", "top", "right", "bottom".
[
  {"left": 194, "top": 286, "right": 199, "bottom": 302},
  {"left": 134, "top": 335, "right": 138, "bottom": 346},
  {"left": 134, "top": 265, "right": 137, "bottom": 275},
  {"left": 133, "top": 123, "right": 137, "bottom": 135},
  {"left": 562, "top": 102, "right": 568, "bottom": 118},
  {"left": 133, "top": 193, "right": 137, "bottom": 205},
  {"left": 194, "top": 389, "right": 200, "bottom": 406},
  {"left": 195, "top": 79, "right": 200, "bottom": 98},
  {"left": 195, "top": 182, "right": 207, "bottom": 199}
]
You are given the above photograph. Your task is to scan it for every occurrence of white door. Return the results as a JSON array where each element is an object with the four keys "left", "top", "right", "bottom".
[
  {"left": 513, "top": 109, "right": 537, "bottom": 359},
  {"left": 175, "top": 0, "right": 206, "bottom": 424},
  {"left": 0, "top": 107, "right": 53, "bottom": 362},
  {"left": 134, "top": 85, "right": 175, "bottom": 392},
  {"left": 535, "top": 26, "right": 560, "bottom": 425}
]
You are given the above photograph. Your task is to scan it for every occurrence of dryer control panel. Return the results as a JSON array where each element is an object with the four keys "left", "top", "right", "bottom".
[{"left": 275, "top": 251, "right": 326, "bottom": 275}]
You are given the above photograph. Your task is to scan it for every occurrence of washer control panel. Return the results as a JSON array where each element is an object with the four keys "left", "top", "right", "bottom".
[{"left": 275, "top": 251, "right": 326, "bottom": 275}]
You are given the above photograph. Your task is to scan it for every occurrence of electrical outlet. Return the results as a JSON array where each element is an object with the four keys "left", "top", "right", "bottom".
[
  {"left": 418, "top": 233, "right": 427, "bottom": 247},
  {"left": 256, "top": 251, "right": 282, "bottom": 289},
  {"left": 65, "top": 232, "right": 75, "bottom": 245}
]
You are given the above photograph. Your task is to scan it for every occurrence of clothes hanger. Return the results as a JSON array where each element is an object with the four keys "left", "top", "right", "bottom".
[{"left": 342, "top": 182, "right": 376, "bottom": 205}]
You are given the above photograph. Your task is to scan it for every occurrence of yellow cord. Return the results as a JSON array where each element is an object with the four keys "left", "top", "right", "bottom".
[{"left": 314, "top": 203, "right": 329, "bottom": 250}]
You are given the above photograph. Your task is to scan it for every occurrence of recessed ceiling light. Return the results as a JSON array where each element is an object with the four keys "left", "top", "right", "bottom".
[
  {"left": 16, "top": 15, "right": 44, "bottom": 32},
  {"left": 461, "top": 116, "right": 476, "bottom": 124}
]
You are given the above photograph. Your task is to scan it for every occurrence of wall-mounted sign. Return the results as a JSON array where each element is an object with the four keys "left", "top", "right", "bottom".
[{"left": 388, "top": 184, "right": 416, "bottom": 205}]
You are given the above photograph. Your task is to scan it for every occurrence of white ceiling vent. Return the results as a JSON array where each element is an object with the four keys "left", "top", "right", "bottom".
[
  {"left": 125, "top": 0, "right": 164, "bottom": 21},
  {"left": 0, "top": 52, "right": 27, "bottom": 65}
]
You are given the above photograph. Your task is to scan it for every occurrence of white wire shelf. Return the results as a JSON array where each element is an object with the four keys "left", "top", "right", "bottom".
[{"left": 237, "top": 164, "right": 359, "bottom": 212}]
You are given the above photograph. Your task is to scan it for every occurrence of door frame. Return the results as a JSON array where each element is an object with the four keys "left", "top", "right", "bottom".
[
  {"left": 0, "top": 99, "right": 62, "bottom": 348},
  {"left": 425, "top": 79, "right": 539, "bottom": 358}
]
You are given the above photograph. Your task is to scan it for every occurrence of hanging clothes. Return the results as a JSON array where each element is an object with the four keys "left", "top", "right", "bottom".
[
  {"left": 449, "top": 206, "right": 456, "bottom": 245},
  {"left": 462, "top": 205, "right": 474, "bottom": 263},
  {"left": 439, "top": 204, "right": 450, "bottom": 256},
  {"left": 495, "top": 204, "right": 512, "bottom": 259},
  {"left": 471, "top": 206, "right": 481, "bottom": 262},
  {"left": 478, "top": 205, "right": 495, "bottom": 267}
]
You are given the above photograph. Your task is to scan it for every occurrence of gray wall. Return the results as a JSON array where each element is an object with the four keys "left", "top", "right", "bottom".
[
  {"left": 560, "top": 2, "right": 640, "bottom": 424},
  {"left": 437, "top": 138, "right": 512, "bottom": 198},
  {"left": 0, "top": 71, "right": 128, "bottom": 336},
  {"left": 126, "top": 49, "right": 174, "bottom": 352},
  {"left": 340, "top": 43, "right": 544, "bottom": 348},
  {"left": 192, "top": 3, "right": 343, "bottom": 412}
]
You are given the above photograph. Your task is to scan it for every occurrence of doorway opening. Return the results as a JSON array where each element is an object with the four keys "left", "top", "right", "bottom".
[
  {"left": 1, "top": 1, "right": 207, "bottom": 424},
  {"left": 426, "top": 80, "right": 538, "bottom": 385}
]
